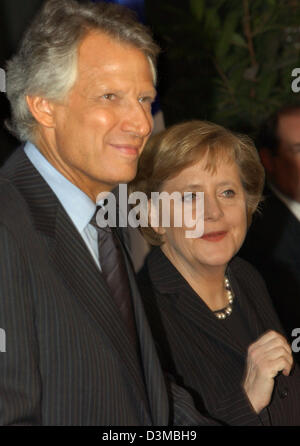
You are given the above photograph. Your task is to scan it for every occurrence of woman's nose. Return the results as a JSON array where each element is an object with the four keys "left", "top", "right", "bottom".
[{"left": 204, "top": 195, "right": 224, "bottom": 221}]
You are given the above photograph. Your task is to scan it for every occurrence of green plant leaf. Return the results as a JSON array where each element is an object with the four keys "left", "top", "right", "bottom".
[
  {"left": 231, "top": 33, "right": 247, "bottom": 48},
  {"left": 215, "top": 11, "right": 240, "bottom": 61},
  {"left": 189, "top": 0, "right": 205, "bottom": 22},
  {"left": 204, "top": 7, "right": 221, "bottom": 35},
  {"left": 256, "top": 71, "right": 278, "bottom": 101}
]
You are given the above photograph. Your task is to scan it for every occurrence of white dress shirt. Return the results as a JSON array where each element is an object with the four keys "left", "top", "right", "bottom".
[{"left": 24, "top": 141, "right": 103, "bottom": 269}]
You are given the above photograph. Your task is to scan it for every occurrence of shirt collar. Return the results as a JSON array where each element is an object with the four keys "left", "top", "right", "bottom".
[
  {"left": 268, "top": 182, "right": 300, "bottom": 222},
  {"left": 24, "top": 141, "right": 97, "bottom": 233}
]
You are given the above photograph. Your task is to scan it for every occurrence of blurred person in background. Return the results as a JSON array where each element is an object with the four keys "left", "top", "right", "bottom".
[{"left": 240, "top": 104, "right": 300, "bottom": 357}]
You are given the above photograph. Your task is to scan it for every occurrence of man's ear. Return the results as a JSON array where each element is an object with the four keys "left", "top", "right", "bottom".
[
  {"left": 259, "top": 147, "right": 275, "bottom": 175},
  {"left": 26, "top": 95, "right": 56, "bottom": 129},
  {"left": 148, "top": 199, "right": 165, "bottom": 235}
]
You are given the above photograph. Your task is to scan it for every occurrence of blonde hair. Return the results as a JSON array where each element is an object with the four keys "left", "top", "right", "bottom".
[{"left": 129, "top": 120, "right": 265, "bottom": 245}]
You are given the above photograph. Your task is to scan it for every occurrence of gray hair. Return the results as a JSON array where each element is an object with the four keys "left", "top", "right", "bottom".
[{"left": 6, "top": 0, "right": 160, "bottom": 142}]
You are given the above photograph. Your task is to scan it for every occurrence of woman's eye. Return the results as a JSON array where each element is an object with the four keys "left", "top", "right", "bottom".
[
  {"left": 222, "top": 189, "right": 235, "bottom": 198},
  {"left": 182, "top": 192, "right": 198, "bottom": 202}
]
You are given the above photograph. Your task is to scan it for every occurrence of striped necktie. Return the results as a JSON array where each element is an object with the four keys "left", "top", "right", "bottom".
[{"left": 90, "top": 207, "right": 138, "bottom": 346}]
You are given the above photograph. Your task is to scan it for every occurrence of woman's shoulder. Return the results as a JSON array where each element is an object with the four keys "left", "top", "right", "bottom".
[
  {"left": 137, "top": 261, "right": 153, "bottom": 296},
  {"left": 229, "top": 255, "right": 267, "bottom": 283},
  {"left": 137, "top": 246, "right": 177, "bottom": 316},
  {"left": 229, "top": 256, "right": 283, "bottom": 323},
  {"left": 137, "top": 246, "right": 176, "bottom": 294},
  {"left": 136, "top": 247, "right": 162, "bottom": 305},
  {"left": 228, "top": 256, "right": 272, "bottom": 301}
]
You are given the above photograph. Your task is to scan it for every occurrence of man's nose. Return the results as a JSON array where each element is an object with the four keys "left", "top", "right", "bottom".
[
  {"left": 204, "top": 195, "right": 224, "bottom": 221},
  {"left": 121, "top": 101, "right": 153, "bottom": 137}
]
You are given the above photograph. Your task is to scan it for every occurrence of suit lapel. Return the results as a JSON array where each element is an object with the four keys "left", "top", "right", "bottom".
[
  {"left": 147, "top": 248, "right": 246, "bottom": 359},
  {"left": 50, "top": 207, "right": 149, "bottom": 404},
  {"left": 115, "top": 229, "right": 169, "bottom": 425},
  {"left": 174, "top": 285, "right": 246, "bottom": 359},
  {"left": 230, "top": 265, "right": 284, "bottom": 337},
  {"left": 226, "top": 265, "right": 262, "bottom": 341},
  {"left": 2, "top": 149, "right": 152, "bottom": 415}
]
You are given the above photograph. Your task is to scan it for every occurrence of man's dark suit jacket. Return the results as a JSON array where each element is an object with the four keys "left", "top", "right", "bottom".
[
  {"left": 138, "top": 248, "right": 300, "bottom": 426},
  {"left": 0, "top": 148, "right": 216, "bottom": 426},
  {"left": 239, "top": 189, "right": 300, "bottom": 351}
]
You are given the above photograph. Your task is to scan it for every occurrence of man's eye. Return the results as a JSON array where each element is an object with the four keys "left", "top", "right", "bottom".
[
  {"left": 138, "top": 96, "right": 154, "bottom": 105},
  {"left": 222, "top": 189, "right": 235, "bottom": 198},
  {"left": 102, "top": 93, "right": 116, "bottom": 100}
]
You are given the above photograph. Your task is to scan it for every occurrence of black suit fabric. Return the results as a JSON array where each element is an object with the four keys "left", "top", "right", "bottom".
[
  {"left": 138, "top": 247, "right": 300, "bottom": 426},
  {"left": 240, "top": 189, "right": 300, "bottom": 348},
  {"left": 0, "top": 148, "right": 215, "bottom": 426}
]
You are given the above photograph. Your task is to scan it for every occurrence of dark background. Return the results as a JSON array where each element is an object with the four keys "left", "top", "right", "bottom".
[
  {"left": 0, "top": 0, "right": 44, "bottom": 164},
  {"left": 1, "top": 0, "right": 300, "bottom": 165}
]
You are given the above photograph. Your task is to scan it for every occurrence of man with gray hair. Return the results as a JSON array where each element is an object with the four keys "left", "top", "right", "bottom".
[{"left": 0, "top": 0, "right": 217, "bottom": 426}]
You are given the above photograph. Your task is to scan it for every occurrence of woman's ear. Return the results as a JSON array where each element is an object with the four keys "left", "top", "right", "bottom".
[
  {"left": 148, "top": 199, "right": 165, "bottom": 235},
  {"left": 26, "top": 95, "right": 56, "bottom": 129}
]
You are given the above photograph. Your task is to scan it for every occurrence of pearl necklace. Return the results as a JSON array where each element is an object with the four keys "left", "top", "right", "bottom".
[{"left": 214, "top": 276, "right": 234, "bottom": 320}]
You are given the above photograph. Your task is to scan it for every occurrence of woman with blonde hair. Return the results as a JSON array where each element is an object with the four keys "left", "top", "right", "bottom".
[{"left": 130, "top": 120, "right": 300, "bottom": 425}]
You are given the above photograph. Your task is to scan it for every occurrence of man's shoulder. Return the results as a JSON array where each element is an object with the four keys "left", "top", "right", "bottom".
[
  {"left": 241, "top": 191, "right": 296, "bottom": 255},
  {"left": 0, "top": 172, "right": 27, "bottom": 203},
  {"left": 0, "top": 145, "right": 52, "bottom": 227},
  {"left": 0, "top": 145, "right": 27, "bottom": 177},
  {"left": 0, "top": 173, "right": 31, "bottom": 228},
  {"left": 254, "top": 189, "right": 295, "bottom": 227}
]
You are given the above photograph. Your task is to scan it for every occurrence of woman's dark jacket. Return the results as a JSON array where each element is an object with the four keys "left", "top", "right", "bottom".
[{"left": 138, "top": 247, "right": 300, "bottom": 426}]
